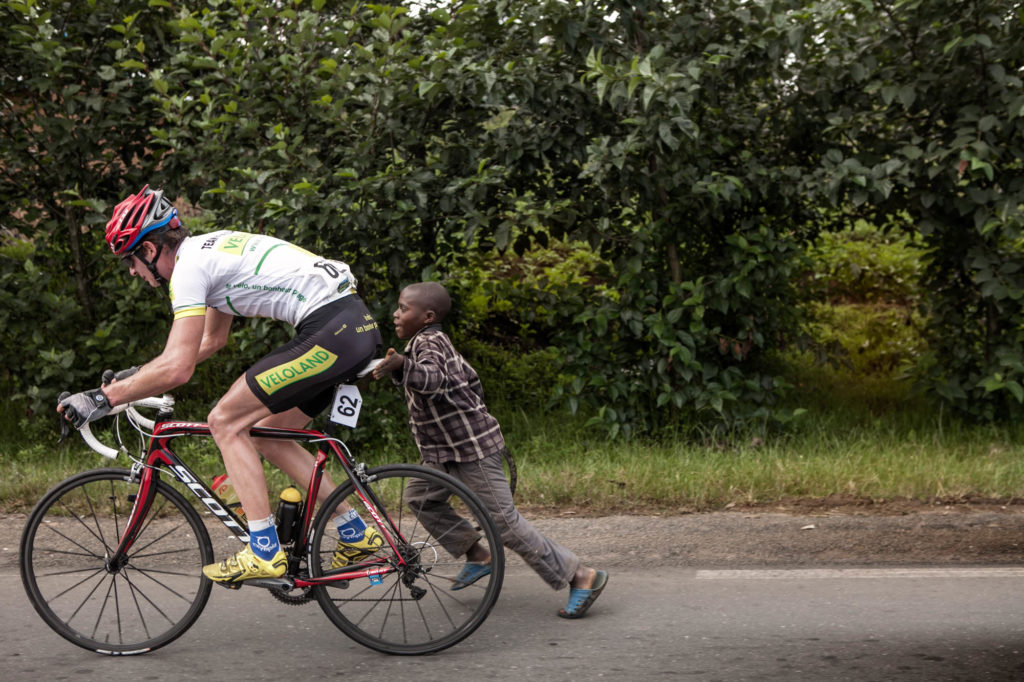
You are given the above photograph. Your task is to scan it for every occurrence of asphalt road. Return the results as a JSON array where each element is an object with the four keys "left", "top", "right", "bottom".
[
  {"left": 6, "top": 507, "right": 1024, "bottom": 680},
  {"left": 4, "top": 556, "right": 1024, "bottom": 680}
]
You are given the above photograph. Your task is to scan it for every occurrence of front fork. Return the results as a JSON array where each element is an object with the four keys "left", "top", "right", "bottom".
[{"left": 106, "top": 460, "right": 159, "bottom": 573}]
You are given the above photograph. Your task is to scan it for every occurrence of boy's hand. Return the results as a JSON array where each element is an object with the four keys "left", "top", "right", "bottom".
[{"left": 372, "top": 348, "right": 404, "bottom": 379}]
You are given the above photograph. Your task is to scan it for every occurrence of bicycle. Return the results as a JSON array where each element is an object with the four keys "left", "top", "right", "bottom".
[{"left": 20, "top": 361, "right": 505, "bottom": 656}]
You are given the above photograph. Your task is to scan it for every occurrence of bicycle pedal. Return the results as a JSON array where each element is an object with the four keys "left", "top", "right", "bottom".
[{"left": 215, "top": 581, "right": 244, "bottom": 591}]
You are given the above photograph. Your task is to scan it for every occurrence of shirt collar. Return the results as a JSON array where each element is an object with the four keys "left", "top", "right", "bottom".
[{"left": 409, "top": 323, "right": 443, "bottom": 342}]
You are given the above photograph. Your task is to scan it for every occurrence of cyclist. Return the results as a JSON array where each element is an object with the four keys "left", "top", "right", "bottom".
[
  {"left": 373, "top": 281, "right": 608, "bottom": 618},
  {"left": 58, "top": 185, "right": 384, "bottom": 584}
]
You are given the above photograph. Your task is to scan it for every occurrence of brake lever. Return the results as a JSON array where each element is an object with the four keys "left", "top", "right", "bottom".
[{"left": 57, "top": 391, "right": 71, "bottom": 444}]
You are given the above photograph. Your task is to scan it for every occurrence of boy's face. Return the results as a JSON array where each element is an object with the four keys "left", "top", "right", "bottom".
[{"left": 392, "top": 288, "right": 434, "bottom": 340}]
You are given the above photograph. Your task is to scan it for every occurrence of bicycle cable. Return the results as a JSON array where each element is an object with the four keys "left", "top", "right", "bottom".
[{"left": 112, "top": 410, "right": 162, "bottom": 470}]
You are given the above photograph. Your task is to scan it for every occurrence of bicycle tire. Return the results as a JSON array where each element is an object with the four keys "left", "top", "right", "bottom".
[
  {"left": 20, "top": 468, "right": 214, "bottom": 655},
  {"left": 503, "top": 448, "right": 517, "bottom": 497},
  {"left": 310, "top": 464, "right": 504, "bottom": 655}
]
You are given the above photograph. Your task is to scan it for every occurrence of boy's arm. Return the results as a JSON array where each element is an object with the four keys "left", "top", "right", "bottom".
[
  {"left": 466, "top": 363, "right": 485, "bottom": 402},
  {"left": 396, "top": 337, "right": 448, "bottom": 394},
  {"left": 372, "top": 336, "right": 449, "bottom": 393}
]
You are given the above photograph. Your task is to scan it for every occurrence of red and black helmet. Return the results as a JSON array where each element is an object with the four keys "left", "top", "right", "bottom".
[{"left": 105, "top": 185, "right": 180, "bottom": 255}]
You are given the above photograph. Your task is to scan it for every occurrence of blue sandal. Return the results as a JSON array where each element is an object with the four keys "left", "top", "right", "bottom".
[
  {"left": 558, "top": 570, "right": 608, "bottom": 619},
  {"left": 451, "top": 562, "right": 492, "bottom": 591}
]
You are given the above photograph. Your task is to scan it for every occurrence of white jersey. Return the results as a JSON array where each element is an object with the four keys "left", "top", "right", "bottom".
[{"left": 168, "top": 231, "right": 356, "bottom": 327}]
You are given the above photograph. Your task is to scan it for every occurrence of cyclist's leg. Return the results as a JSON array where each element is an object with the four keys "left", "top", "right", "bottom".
[
  {"left": 203, "top": 376, "right": 294, "bottom": 582},
  {"left": 207, "top": 375, "right": 276, "bottom": 521},
  {"left": 252, "top": 406, "right": 349, "bottom": 508}
]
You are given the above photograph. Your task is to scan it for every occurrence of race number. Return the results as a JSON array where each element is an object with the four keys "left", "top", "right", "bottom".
[{"left": 329, "top": 384, "right": 362, "bottom": 428}]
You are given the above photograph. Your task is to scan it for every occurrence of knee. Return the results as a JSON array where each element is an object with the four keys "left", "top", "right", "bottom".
[{"left": 207, "top": 405, "right": 240, "bottom": 442}]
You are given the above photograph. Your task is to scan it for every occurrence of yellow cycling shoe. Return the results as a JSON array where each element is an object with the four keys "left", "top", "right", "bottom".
[
  {"left": 331, "top": 527, "right": 385, "bottom": 569},
  {"left": 202, "top": 546, "right": 287, "bottom": 584}
]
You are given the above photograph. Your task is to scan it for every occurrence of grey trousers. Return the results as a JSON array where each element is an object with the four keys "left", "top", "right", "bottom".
[{"left": 403, "top": 452, "right": 580, "bottom": 590}]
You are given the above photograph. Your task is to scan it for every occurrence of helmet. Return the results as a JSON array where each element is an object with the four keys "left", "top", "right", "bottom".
[{"left": 105, "top": 185, "right": 180, "bottom": 255}]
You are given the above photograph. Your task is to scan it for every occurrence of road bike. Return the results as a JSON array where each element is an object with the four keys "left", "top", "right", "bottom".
[{"left": 19, "top": 362, "right": 504, "bottom": 656}]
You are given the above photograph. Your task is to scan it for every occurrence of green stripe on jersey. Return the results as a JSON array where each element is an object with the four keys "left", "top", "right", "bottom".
[{"left": 254, "top": 243, "right": 286, "bottom": 275}]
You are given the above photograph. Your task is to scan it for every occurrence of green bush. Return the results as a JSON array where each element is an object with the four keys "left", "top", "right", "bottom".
[
  {"left": 796, "top": 221, "right": 928, "bottom": 387},
  {"left": 441, "top": 239, "right": 614, "bottom": 350},
  {"left": 456, "top": 338, "right": 561, "bottom": 413},
  {"left": 805, "top": 221, "right": 923, "bottom": 305},
  {"left": 805, "top": 302, "right": 926, "bottom": 376}
]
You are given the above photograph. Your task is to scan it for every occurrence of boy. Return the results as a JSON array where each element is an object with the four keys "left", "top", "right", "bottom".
[{"left": 372, "top": 281, "right": 608, "bottom": 618}]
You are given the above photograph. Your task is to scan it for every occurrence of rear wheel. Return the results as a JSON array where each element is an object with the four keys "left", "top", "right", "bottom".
[
  {"left": 310, "top": 464, "right": 504, "bottom": 655},
  {"left": 502, "top": 449, "right": 517, "bottom": 497},
  {"left": 20, "top": 468, "right": 214, "bottom": 655}
]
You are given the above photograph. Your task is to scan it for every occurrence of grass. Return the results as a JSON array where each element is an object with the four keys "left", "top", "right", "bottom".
[
  {"left": 489, "top": 334, "right": 1024, "bottom": 514},
  {"left": 4, "top": 311, "right": 1023, "bottom": 516},
  {"left": 497, "top": 404, "right": 1024, "bottom": 515},
  {"left": 4, "top": 370, "right": 1024, "bottom": 516}
]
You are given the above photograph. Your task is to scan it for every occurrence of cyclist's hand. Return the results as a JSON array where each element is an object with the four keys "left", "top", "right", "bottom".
[
  {"left": 372, "top": 348, "right": 404, "bottom": 379},
  {"left": 102, "top": 366, "right": 140, "bottom": 386},
  {"left": 57, "top": 388, "right": 112, "bottom": 429}
]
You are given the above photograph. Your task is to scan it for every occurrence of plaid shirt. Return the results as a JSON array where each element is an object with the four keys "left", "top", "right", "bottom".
[{"left": 393, "top": 325, "right": 505, "bottom": 463}]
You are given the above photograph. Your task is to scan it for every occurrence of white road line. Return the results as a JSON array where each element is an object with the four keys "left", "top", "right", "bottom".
[{"left": 696, "top": 567, "right": 1024, "bottom": 580}]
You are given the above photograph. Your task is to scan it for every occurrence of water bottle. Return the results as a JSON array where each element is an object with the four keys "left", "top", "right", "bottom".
[
  {"left": 275, "top": 487, "right": 303, "bottom": 545},
  {"left": 212, "top": 474, "right": 245, "bottom": 522}
]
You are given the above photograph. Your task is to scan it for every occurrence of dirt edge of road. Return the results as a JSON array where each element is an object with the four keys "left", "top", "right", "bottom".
[{"left": 5, "top": 497, "right": 1024, "bottom": 571}]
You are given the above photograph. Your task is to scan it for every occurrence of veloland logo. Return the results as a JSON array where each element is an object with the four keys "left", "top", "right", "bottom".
[
  {"left": 218, "top": 232, "right": 254, "bottom": 255},
  {"left": 256, "top": 345, "right": 337, "bottom": 395}
]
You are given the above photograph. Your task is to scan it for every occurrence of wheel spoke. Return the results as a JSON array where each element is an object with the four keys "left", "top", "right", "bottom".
[
  {"left": 310, "top": 465, "right": 503, "bottom": 654},
  {"left": 20, "top": 470, "right": 214, "bottom": 655}
]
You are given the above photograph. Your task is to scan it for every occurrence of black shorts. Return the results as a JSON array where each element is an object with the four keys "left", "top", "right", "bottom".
[{"left": 245, "top": 295, "right": 382, "bottom": 417}]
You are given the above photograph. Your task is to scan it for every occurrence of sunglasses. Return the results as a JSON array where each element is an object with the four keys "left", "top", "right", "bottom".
[{"left": 121, "top": 249, "right": 139, "bottom": 270}]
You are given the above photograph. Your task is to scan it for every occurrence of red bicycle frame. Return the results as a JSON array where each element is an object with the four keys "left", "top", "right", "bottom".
[{"left": 110, "top": 419, "right": 404, "bottom": 586}]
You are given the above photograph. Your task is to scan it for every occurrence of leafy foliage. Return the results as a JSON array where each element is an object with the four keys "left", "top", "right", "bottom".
[
  {"left": 806, "top": 220, "right": 924, "bottom": 305},
  {"left": 0, "top": 0, "right": 199, "bottom": 411},
  {"left": 794, "top": 0, "right": 1024, "bottom": 420},
  {"left": 3, "top": 0, "right": 1024, "bottom": 438}
]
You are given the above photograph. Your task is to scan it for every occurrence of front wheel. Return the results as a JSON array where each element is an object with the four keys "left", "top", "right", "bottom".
[
  {"left": 20, "top": 468, "right": 214, "bottom": 655},
  {"left": 310, "top": 464, "right": 504, "bottom": 655}
]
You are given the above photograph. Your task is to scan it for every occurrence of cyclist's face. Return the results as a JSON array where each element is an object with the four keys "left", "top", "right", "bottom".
[
  {"left": 393, "top": 290, "right": 433, "bottom": 340},
  {"left": 122, "top": 242, "right": 162, "bottom": 287}
]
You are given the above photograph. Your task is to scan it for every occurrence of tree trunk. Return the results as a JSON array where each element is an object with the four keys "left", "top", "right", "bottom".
[
  {"left": 667, "top": 241, "right": 681, "bottom": 285},
  {"left": 66, "top": 206, "right": 93, "bottom": 321}
]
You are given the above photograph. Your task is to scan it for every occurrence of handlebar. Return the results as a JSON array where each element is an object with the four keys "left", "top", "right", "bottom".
[
  {"left": 80, "top": 422, "right": 120, "bottom": 460},
  {"left": 74, "top": 395, "right": 176, "bottom": 460}
]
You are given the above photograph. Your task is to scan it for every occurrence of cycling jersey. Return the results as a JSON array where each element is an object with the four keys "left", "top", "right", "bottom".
[{"left": 169, "top": 231, "right": 356, "bottom": 327}]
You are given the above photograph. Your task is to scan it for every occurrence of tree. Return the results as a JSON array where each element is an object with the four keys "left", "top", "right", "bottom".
[
  {"left": 793, "top": 0, "right": 1024, "bottom": 419},
  {"left": 0, "top": 0, "right": 189, "bottom": 407},
  {"left": 548, "top": 0, "right": 824, "bottom": 434},
  {"left": 6, "top": 0, "right": 1022, "bottom": 433}
]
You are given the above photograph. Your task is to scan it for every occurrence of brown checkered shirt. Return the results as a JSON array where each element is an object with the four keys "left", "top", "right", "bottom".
[{"left": 393, "top": 325, "right": 505, "bottom": 463}]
